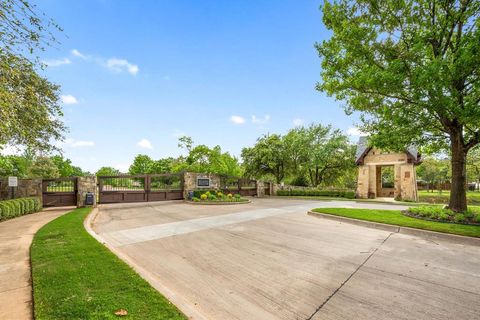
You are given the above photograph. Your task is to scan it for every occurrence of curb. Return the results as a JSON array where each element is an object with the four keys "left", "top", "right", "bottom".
[
  {"left": 83, "top": 208, "right": 208, "bottom": 320},
  {"left": 307, "top": 211, "right": 480, "bottom": 247},
  {"left": 184, "top": 199, "right": 251, "bottom": 206}
]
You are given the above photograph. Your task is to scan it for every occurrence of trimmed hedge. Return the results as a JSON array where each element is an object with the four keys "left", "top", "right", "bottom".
[
  {"left": 276, "top": 189, "right": 356, "bottom": 199},
  {"left": 0, "top": 197, "right": 42, "bottom": 221}
]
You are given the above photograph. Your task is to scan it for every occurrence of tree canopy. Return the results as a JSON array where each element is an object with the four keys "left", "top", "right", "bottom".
[
  {"left": 242, "top": 124, "right": 356, "bottom": 187},
  {"left": 0, "top": 0, "right": 65, "bottom": 152},
  {"left": 317, "top": 0, "right": 480, "bottom": 211}
]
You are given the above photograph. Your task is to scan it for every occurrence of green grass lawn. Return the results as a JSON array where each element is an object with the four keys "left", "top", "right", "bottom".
[
  {"left": 312, "top": 208, "right": 480, "bottom": 238},
  {"left": 31, "top": 208, "right": 185, "bottom": 320},
  {"left": 418, "top": 190, "right": 480, "bottom": 205}
]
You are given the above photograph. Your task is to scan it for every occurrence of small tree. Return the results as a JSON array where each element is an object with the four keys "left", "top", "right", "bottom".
[{"left": 317, "top": 0, "right": 480, "bottom": 212}]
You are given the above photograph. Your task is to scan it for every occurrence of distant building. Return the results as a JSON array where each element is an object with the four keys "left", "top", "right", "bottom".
[{"left": 355, "top": 137, "right": 422, "bottom": 201}]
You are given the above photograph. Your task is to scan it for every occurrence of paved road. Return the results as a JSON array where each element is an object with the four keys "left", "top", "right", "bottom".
[
  {"left": 92, "top": 198, "right": 480, "bottom": 320},
  {"left": 0, "top": 207, "right": 72, "bottom": 320}
]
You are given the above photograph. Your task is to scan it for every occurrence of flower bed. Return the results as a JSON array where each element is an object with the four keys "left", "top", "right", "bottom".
[
  {"left": 189, "top": 191, "right": 249, "bottom": 204},
  {"left": 405, "top": 205, "right": 480, "bottom": 225}
]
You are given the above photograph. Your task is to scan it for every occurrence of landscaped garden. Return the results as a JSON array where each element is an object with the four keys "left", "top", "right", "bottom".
[
  {"left": 190, "top": 190, "right": 249, "bottom": 204},
  {"left": 31, "top": 208, "right": 185, "bottom": 319},
  {"left": 311, "top": 208, "right": 480, "bottom": 238}
]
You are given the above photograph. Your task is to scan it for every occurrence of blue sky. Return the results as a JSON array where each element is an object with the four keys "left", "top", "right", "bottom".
[{"left": 34, "top": 0, "right": 361, "bottom": 172}]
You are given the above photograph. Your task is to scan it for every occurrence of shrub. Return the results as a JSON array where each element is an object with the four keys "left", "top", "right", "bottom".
[
  {"left": 217, "top": 192, "right": 223, "bottom": 198},
  {"left": 475, "top": 214, "right": 480, "bottom": 223},
  {"left": 0, "top": 197, "right": 42, "bottom": 221},
  {"left": 227, "top": 193, "right": 233, "bottom": 198},
  {"left": 438, "top": 212, "right": 450, "bottom": 221},
  {"left": 454, "top": 214, "right": 466, "bottom": 223},
  {"left": 234, "top": 194, "right": 241, "bottom": 199},
  {"left": 208, "top": 194, "right": 217, "bottom": 200},
  {"left": 192, "top": 197, "right": 200, "bottom": 202},
  {"left": 200, "top": 194, "right": 207, "bottom": 200}
]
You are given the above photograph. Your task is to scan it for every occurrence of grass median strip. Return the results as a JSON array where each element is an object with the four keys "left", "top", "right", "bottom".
[
  {"left": 31, "top": 208, "right": 186, "bottom": 320},
  {"left": 311, "top": 208, "right": 480, "bottom": 238}
]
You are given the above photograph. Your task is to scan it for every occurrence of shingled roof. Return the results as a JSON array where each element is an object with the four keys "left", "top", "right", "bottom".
[{"left": 355, "top": 137, "right": 421, "bottom": 165}]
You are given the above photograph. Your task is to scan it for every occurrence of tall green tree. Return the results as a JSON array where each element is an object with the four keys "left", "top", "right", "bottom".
[
  {"left": 303, "top": 125, "right": 356, "bottom": 187},
  {"left": 96, "top": 167, "right": 120, "bottom": 176},
  {"left": 177, "top": 137, "right": 242, "bottom": 176},
  {"left": 242, "top": 134, "right": 287, "bottom": 183},
  {"left": 0, "top": 1, "right": 65, "bottom": 152},
  {"left": 129, "top": 155, "right": 154, "bottom": 175},
  {"left": 28, "top": 156, "right": 59, "bottom": 178},
  {"left": 51, "top": 155, "right": 84, "bottom": 177},
  {"left": 317, "top": 0, "right": 480, "bottom": 211}
]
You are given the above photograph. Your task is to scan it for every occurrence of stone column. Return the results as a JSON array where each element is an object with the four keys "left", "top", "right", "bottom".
[
  {"left": 77, "top": 176, "right": 97, "bottom": 208},
  {"left": 356, "top": 165, "right": 369, "bottom": 199},
  {"left": 399, "top": 164, "right": 418, "bottom": 201},
  {"left": 256, "top": 181, "right": 265, "bottom": 198}
]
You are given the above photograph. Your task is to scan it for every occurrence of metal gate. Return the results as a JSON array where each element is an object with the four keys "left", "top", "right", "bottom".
[
  {"left": 42, "top": 178, "right": 78, "bottom": 207},
  {"left": 219, "top": 176, "right": 258, "bottom": 197},
  {"left": 98, "top": 174, "right": 184, "bottom": 204}
]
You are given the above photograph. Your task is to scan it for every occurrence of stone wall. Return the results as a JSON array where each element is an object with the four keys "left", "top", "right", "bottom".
[
  {"left": 77, "top": 176, "right": 97, "bottom": 207},
  {"left": 0, "top": 179, "right": 42, "bottom": 201},
  {"left": 183, "top": 172, "right": 222, "bottom": 198}
]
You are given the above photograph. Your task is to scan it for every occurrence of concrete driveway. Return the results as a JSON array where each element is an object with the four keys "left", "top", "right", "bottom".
[{"left": 91, "top": 198, "right": 480, "bottom": 320}]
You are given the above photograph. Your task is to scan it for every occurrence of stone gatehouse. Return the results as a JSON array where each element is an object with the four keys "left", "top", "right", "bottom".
[{"left": 355, "top": 137, "right": 421, "bottom": 201}]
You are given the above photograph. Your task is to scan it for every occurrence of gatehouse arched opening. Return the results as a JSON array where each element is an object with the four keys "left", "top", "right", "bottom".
[{"left": 355, "top": 137, "right": 422, "bottom": 201}]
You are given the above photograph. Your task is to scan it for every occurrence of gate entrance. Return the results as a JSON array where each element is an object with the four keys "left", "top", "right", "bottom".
[
  {"left": 98, "top": 174, "right": 184, "bottom": 204},
  {"left": 42, "top": 178, "right": 77, "bottom": 207}
]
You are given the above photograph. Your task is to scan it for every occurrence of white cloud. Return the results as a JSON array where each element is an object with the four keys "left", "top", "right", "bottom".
[
  {"left": 70, "top": 49, "right": 139, "bottom": 76},
  {"left": 293, "top": 118, "right": 304, "bottom": 126},
  {"left": 114, "top": 163, "right": 129, "bottom": 173},
  {"left": 347, "top": 127, "right": 367, "bottom": 136},
  {"left": 43, "top": 57, "right": 71, "bottom": 67},
  {"left": 62, "top": 138, "right": 95, "bottom": 148},
  {"left": 230, "top": 115, "right": 246, "bottom": 125},
  {"left": 71, "top": 49, "right": 87, "bottom": 60},
  {"left": 106, "top": 58, "right": 139, "bottom": 75},
  {"left": 60, "top": 94, "right": 79, "bottom": 105},
  {"left": 137, "top": 138, "right": 153, "bottom": 149},
  {"left": 251, "top": 114, "right": 270, "bottom": 124}
]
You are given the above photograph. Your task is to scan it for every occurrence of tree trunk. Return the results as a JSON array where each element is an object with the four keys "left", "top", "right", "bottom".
[{"left": 449, "top": 132, "right": 468, "bottom": 212}]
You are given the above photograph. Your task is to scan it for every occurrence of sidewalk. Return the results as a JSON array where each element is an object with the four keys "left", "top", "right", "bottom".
[{"left": 0, "top": 207, "right": 72, "bottom": 320}]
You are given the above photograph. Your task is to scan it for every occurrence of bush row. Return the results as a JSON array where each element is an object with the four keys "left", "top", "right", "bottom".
[
  {"left": 0, "top": 197, "right": 42, "bottom": 221},
  {"left": 276, "top": 189, "right": 356, "bottom": 199}
]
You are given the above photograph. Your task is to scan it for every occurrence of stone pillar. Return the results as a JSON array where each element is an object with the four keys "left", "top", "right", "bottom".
[
  {"left": 256, "top": 181, "right": 265, "bottom": 198},
  {"left": 356, "top": 165, "right": 369, "bottom": 198},
  {"left": 368, "top": 165, "right": 377, "bottom": 198},
  {"left": 393, "top": 164, "right": 402, "bottom": 199},
  {"left": 399, "top": 164, "right": 418, "bottom": 201},
  {"left": 182, "top": 172, "right": 221, "bottom": 199},
  {"left": 77, "top": 176, "right": 97, "bottom": 208}
]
